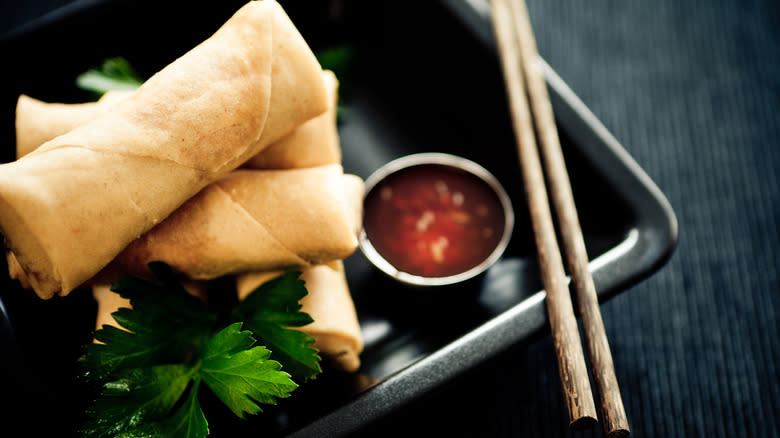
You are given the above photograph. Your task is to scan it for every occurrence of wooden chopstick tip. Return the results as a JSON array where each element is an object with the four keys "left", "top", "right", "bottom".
[{"left": 569, "top": 415, "right": 598, "bottom": 431}]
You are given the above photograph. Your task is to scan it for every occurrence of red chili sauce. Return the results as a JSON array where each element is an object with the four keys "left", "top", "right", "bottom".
[{"left": 363, "top": 163, "right": 507, "bottom": 278}]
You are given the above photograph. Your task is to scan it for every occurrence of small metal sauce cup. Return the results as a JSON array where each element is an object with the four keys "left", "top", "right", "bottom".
[{"left": 359, "top": 153, "right": 514, "bottom": 286}]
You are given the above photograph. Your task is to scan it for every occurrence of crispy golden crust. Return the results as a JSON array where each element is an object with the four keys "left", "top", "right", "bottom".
[
  {"left": 99, "top": 165, "right": 362, "bottom": 281},
  {"left": 0, "top": 1, "right": 329, "bottom": 298},
  {"left": 15, "top": 69, "right": 340, "bottom": 167},
  {"left": 14, "top": 91, "right": 129, "bottom": 159},
  {"left": 243, "top": 70, "right": 341, "bottom": 169}
]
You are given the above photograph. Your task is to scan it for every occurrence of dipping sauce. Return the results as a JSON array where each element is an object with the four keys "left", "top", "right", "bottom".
[{"left": 363, "top": 161, "right": 510, "bottom": 280}]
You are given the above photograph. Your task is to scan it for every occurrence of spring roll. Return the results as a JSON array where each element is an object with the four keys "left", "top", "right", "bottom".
[
  {"left": 236, "top": 261, "right": 363, "bottom": 373},
  {"left": 241, "top": 69, "right": 341, "bottom": 169},
  {"left": 94, "top": 165, "right": 364, "bottom": 282},
  {"left": 14, "top": 70, "right": 341, "bottom": 165},
  {"left": 8, "top": 166, "right": 362, "bottom": 289},
  {"left": 8, "top": 72, "right": 348, "bottom": 290},
  {"left": 0, "top": 0, "right": 329, "bottom": 299},
  {"left": 234, "top": 71, "right": 362, "bottom": 372},
  {"left": 9, "top": 165, "right": 363, "bottom": 286},
  {"left": 14, "top": 91, "right": 129, "bottom": 159}
]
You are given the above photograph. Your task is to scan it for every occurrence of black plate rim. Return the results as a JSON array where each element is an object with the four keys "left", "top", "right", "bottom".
[{"left": 285, "top": 34, "right": 679, "bottom": 438}]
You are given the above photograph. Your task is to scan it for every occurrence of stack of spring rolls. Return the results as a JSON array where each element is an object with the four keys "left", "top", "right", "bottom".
[{"left": 2, "top": 0, "right": 364, "bottom": 373}]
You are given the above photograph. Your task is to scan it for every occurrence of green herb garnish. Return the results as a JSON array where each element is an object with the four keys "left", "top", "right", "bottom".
[
  {"left": 315, "top": 46, "right": 353, "bottom": 90},
  {"left": 76, "top": 57, "right": 144, "bottom": 97},
  {"left": 80, "top": 262, "right": 320, "bottom": 438},
  {"left": 232, "top": 271, "right": 322, "bottom": 382},
  {"left": 315, "top": 45, "right": 354, "bottom": 123}
]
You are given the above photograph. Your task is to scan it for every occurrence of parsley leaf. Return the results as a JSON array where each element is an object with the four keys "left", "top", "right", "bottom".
[
  {"left": 81, "top": 263, "right": 216, "bottom": 381},
  {"left": 156, "top": 380, "right": 209, "bottom": 438},
  {"left": 315, "top": 45, "right": 353, "bottom": 122},
  {"left": 76, "top": 56, "right": 144, "bottom": 97},
  {"left": 201, "top": 323, "right": 298, "bottom": 418},
  {"left": 79, "top": 263, "right": 319, "bottom": 437},
  {"left": 233, "top": 270, "right": 322, "bottom": 382},
  {"left": 81, "top": 364, "right": 200, "bottom": 437}
]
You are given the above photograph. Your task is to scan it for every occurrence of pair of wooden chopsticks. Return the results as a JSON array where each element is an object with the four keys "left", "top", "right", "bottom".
[{"left": 489, "top": 0, "right": 629, "bottom": 436}]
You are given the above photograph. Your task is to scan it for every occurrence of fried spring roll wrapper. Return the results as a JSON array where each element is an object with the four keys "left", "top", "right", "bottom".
[
  {"left": 0, "top": 0, "right": 329, "bottom": 299},
  {"left": 242, "top": 69, "right": 341, "bottom": 169},
  {"left": 14, "top": 70, "right": 341, "bottom": 165},
  {"left": 92, "top": 284, "right": 131, "bottom": 335},
  {"left": 7, "top": 252, "right": 30, "bottom": 290},
  {"left": 236, "top": 261, "right": 363, "bottom": 373},
  {"left": 93, "top": 165, "right": 364, "bottom": 282},
  {"left": 14, "top": 92, "right": 129, "bottom": 158},
  {"left": 7, "top": 112, "right": 353, "bottom": 290}
]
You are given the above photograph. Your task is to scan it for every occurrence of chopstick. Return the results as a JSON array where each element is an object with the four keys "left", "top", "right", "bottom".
[
  {"left": 489, "top": 0, "right": 597, "bottom": 429},
  {"left": 490, "top": 0, "right": 630, "bottom": 436}
]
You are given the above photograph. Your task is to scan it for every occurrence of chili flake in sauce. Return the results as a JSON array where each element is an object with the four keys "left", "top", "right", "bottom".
[{"left": 363, "top": 163, "right": 507, "bottom": 278}]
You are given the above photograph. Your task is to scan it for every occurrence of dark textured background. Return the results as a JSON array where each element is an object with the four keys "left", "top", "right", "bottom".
[
  {"left": 364, "top": 1, "right": 779, "bottom": 436},
  {"left": 0, "top": 0, "right": 777, "bottom": 437}
]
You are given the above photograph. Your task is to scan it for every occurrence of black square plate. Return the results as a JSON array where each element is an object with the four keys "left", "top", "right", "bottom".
[{"left": 0, "top": 1, "right": 677, "bottom": 436}]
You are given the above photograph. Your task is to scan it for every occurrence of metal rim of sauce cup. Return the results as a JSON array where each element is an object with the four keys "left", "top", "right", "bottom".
[{"left": 359, "top": 153, "right": 515, "bottom": 287}]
